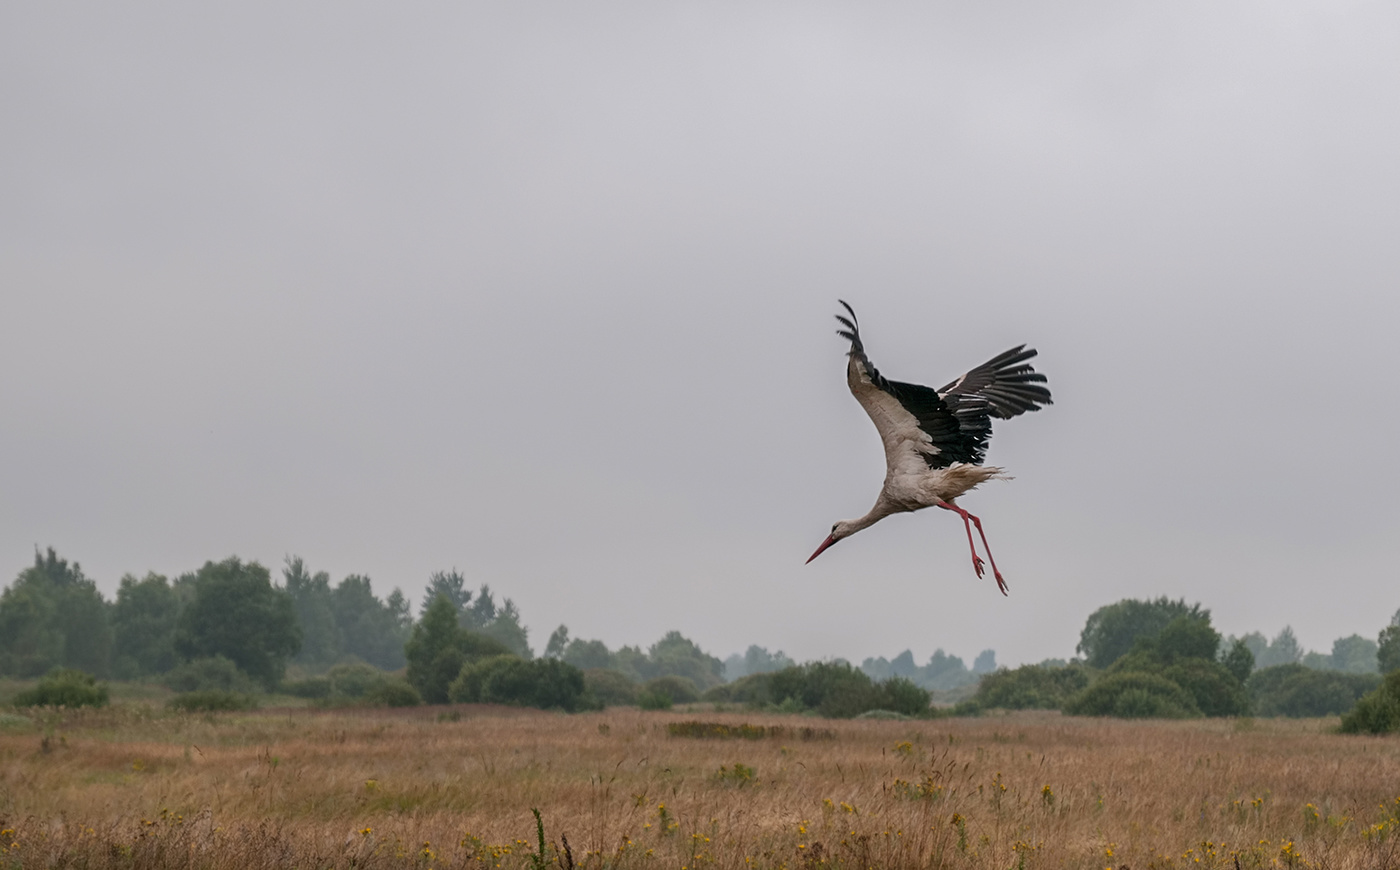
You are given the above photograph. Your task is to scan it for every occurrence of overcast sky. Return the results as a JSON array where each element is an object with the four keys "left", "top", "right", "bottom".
[{"left": 3, "top": 2, "right": 1398, "bottom": 669}]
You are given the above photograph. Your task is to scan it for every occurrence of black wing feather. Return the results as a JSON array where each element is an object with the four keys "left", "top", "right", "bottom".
[{"left": 938, "top": 344, "right": 1053, "bottom": 421}]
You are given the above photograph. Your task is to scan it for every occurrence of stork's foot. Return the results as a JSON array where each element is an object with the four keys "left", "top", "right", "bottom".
[
  {"left": 970, "top": 554, "right": 986, "bottom": 579},
  {"left": 992, "top": 570, "right": 1008, "bottom": 596}
]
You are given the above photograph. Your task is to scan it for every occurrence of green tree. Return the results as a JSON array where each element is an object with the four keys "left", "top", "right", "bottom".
[
  {"left": 648, "top": 631, "right": 724, "bottom": 690},
  {"left": 966, "top": 663, "right": 1093, "bottom": 712},
  {"left": 1220, "top": 637, "right": 1255, "bottom": 684},
  {"left": 284, "top": 557, "right": 341, "bottom": 668},
  {"left": 0, "top": 548, "right": 112, "bottom": 677},
  {"left": 111, "top": 572, "right": 180, "bottom": 677},
  {"left": 1339, "top": 670, "right": 1400, "bottom": 735},
  {"left": 173, "top": 557, "right": 301, "bottom": 689},
  {"left": 563, "top": 638, "right": 614, "bottom": 670},
  {"left": 331, "top": 574, "right": 410, "bottom": 670},
  {"left": 421, "top": 569, "right": 471, "bottom": 617},
  {"left": 1076, "top": 597, "right": 1208, "bottom": 669},
  {"left": 545, "top": 625, "right": 569, "bottom": 659},
  {"left": 404, "top": 595, "right": 512, "bottom": 703},
  {"left": 1378, "top": 611, "right": 1400, "bottom": 674},
  {"left": 1330, "top": 634, "right": 1379, "bottom": 674}
]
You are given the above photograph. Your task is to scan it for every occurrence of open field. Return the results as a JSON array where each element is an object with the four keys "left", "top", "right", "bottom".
[{"left": 1, "top": 705, "right": 1398, "bottom": 869}]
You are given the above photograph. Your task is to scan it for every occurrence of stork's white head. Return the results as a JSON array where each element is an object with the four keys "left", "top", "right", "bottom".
[{"left": 806, "top": 520, "right": 857, "bottom": 563}]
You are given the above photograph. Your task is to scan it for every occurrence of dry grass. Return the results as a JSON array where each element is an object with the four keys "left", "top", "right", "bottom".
[{"left": 1, "top": 705, "right": 1399, "bottom": 869}]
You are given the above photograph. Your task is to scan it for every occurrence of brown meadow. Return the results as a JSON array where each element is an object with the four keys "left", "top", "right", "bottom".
[{"left": 1, "top": 705, "right": 1398, "bottom": 869}]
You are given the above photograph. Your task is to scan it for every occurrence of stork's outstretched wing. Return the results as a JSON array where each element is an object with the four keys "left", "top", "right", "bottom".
[
  {"left": 938, "top": 345, "right": 1053, "bottom": 427},
  {"left": 835, "top": 300, "right": 989, "bottom": 471}
]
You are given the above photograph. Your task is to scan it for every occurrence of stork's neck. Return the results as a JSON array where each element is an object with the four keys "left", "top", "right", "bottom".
[{"left": 844, "top": 499, "right": 898, "bottom": 535}]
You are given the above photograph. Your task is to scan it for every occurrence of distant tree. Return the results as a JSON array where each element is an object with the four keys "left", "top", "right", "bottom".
[
  {"left": 648, "top": 631, "right": 725, "bottom": 690},
  {"left": 1249, "top": 664, "right": 1381, "bottom": 718},
  {"left": 545, "top": 625, "right": 569, "bottom": 659},
  {"left": 920, "top": 650, "right": 976, "bottom": 691},
  {"left": 1257, "top": 627, "right": 1302, "bottom": 667},
  {"left": 1330, "top": 634, "right": 1379, "bottom": 674},
  {"left": 1339, "top": 671, "right": 1400, "bottom": 735},
  {"left": 966, "top": 663, "right": 1092, "bottom": 712},
  {"left": 731, "top": 645, "right": 794, "bottom": 680},
  {"left": 404, "top": 595, "right": 512, "bottom": 703},
  {"left": 0, "top": 548, "right": 113, "bottom": 677},
  {"left": 1064, "top": 672, "right": 1201, "bottom": 719},
  {"left": 1152, "top": 615, "right": 1221, "bottom": 664},
  {"left": 284, "top": 557, "right": 341, "bottom": 668},
  {"left": 972, "top": 650, "right": 997, "bottom": 674},
  {"left": 480, "top": 598, "right": 531, "bottom": 658},
  {"left": 111, "top": 572, "right": 180, "bottom": 677},
  {"left": 1220, "top": 637, "right": 1255, "bottom": 684},
  {"left": 331, "top": 574, "right": 411, "bottom": 670},
  {"left": 1301, "top": 651, "right": 1332, "bottom": 670},
  {"left": 563, "top": 638, "right": 614, "bottom": 671},
  {"left": 173, "top": 557, "right": 301, "bottom": 689},
  {"left": 1077, "top": 597, "right": 1208, "bottom": 669},
  {"left": 1379, "top": 621, "right": 1400, "bottom": 675},
  {"left": 890, "top": 650, "right": 918, "bottom": 678},
  {"left": 422, "top": 569, "right": 472, "bottom": 618}
]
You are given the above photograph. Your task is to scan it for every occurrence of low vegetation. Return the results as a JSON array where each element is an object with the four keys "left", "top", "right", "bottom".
[{"left": 0, "top": 705, "right": 1397, "bottom": 870}]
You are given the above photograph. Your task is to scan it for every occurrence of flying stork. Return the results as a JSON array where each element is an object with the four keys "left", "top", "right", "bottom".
[{"left": 806, "top": 300, "right": 1052, "bottom": 595}]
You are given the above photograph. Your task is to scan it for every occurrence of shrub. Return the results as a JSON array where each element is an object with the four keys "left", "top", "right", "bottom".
[
  {"left": 165, "top": 656, "right": 259, "bottom": 694},
  {"left": 12, "top": 668, "right": 109, "bottom": 709},
  {"left": 1161, "top": 659, "right": 1251, "bottom": 717},
  {"left": 638, "top": 689, "right": 673, "bottom": 711},
  {"left": 167, "top": 690, "right": 257, "bottom": 712},
  {"left": 449, "top": 656, "right": 589, "bottom": 712},
  {"left": 1063, "top": 672, "right": 1201, "bottom": 719},
  {"left": 875, "top": 677, "right": 931, "bottom": 717},
  {"left": 703, "top": 672, "right": 774, "bottom": 705},
  {"left": 584, "top": 669, "right": 638, "bottom": 707},
  {"left": 324, "top": 662, "right": 389, "bottom": 698},
  {"left": 1339, "top": 671, "right": 1400, "bottom": 734},
  {"left": 363, "top": 679, "right": 421, "bottom": 708},
  {"left": 282, "top": 676, "right": 332, "bottom": 699},
  {"left": 642, "top": 676, "right": 700, "bottom": 705},
  {"left": 970, "top": 664, "right": 1093, "bottom": 711},
  {"left": 1249, "top": 665, "right": 1382, "bottom": 717}
]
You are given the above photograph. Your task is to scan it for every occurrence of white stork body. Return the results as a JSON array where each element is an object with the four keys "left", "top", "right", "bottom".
[{"left": 807, "top": 301, "right": 1052, "bottom": 595}]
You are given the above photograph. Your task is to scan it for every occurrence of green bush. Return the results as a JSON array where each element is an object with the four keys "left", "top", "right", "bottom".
[
  {"left": 282, "top": 676, "right": 333, "bottom": 699},
  {"left": 1338, "top": 671, "right": 1400, "bottom": 734},
  {"left": 1063, "top": 672, "right": 1201, "bottom": 719},
  {"left": 167, "top": 690, "right": 257, "bottom": 712},
  {"left": 638, "top": 689, "right": 673, "bottom": 710},
  {"left": 448, "top": 656, "right": 589, "bottom": 712},
  {"left": 584, "top": 669, "right": 638, "bottom": 707},
  {"left": 969, "top": 664, "right": 1093, "bottom": 711},
  {"left": 363, "top": 679, "right": 421, "bottom": 708},
  {"left": 1161, "top": 659, "right": 1251, "bottom": 717},
  {"left": 703, "top": 672, "right": 774, "bottom": 705},
  {"left": 874, "top": 677, "right": 931, "bottom": 717},
  {"left": 763, "top": 661, "right": 926, "bottom": 718},
  {"left": 165, "top": 656, "right": 259, "bottom": 694},
  {"left": 12, "top": 668, "right": 109, "bottom": 709},
  {"left": 642, "top": 676, "right": 700, "bottom": 705},
  {"left": 1249, "top": 665, "right": 1381, "bottom": 718}
]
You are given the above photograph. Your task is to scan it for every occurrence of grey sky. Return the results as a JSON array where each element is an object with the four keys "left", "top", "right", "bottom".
[{"left": 3, "top": 2, "right": 1398, "bottom": 669}]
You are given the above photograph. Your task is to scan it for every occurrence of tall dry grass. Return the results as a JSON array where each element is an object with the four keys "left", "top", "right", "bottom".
[{"left": 1, "top": 705, "right": 1398, "bottom": 869}]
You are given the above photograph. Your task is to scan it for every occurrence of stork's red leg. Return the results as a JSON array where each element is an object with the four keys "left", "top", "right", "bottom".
[
  {"left": 936, "top": 501, "right": 984, "bottom": 580},
  {"left": 938, "top": 501, "right": 1008, "bottom": 595}
]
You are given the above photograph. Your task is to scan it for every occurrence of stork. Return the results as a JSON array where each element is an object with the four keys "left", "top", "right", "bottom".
[{"left": 806, "top": 300, "right": 1052, "bottom": 594}]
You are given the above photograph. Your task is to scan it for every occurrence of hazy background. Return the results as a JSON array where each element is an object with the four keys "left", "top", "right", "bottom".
[{"left": 3, "top": 2, "right": 1398, "bottom": 668}]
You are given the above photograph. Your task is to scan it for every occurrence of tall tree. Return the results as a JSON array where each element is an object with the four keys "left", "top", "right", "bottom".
[
  {"left": 1077, "top": 597, "right": 1209, "bottom": 669},
  {"left": 331, "top": 574, "right": 411, "bottom": 670},
  {"left": 174, "top": 557, "right": 301, "bottom": 688},
  {"left": 111, "top": 572, "right": 179, "bottom": 677},
  {"left": 0, "top": 548, "right": 112, "bottom": 677},
  {"left": 421, "top": 569, "right": 471, "bottom": 618},
  {"left": 284, "top": 557, "right": 341, "bottom": 668}
]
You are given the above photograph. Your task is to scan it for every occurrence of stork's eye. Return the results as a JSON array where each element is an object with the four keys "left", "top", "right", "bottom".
[{"left": 831, "top": 524, "right": 839, "bottom": 534}]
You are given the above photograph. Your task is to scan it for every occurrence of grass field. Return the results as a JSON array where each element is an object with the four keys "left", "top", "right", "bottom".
[{"left": 1, "top": 703, "right": 1398, "bottom": 869}]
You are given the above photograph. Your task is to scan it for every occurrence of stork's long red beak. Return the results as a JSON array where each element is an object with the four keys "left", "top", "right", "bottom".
[{"left": 806, "top": 534, "right": 837, "bottom": 564}]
